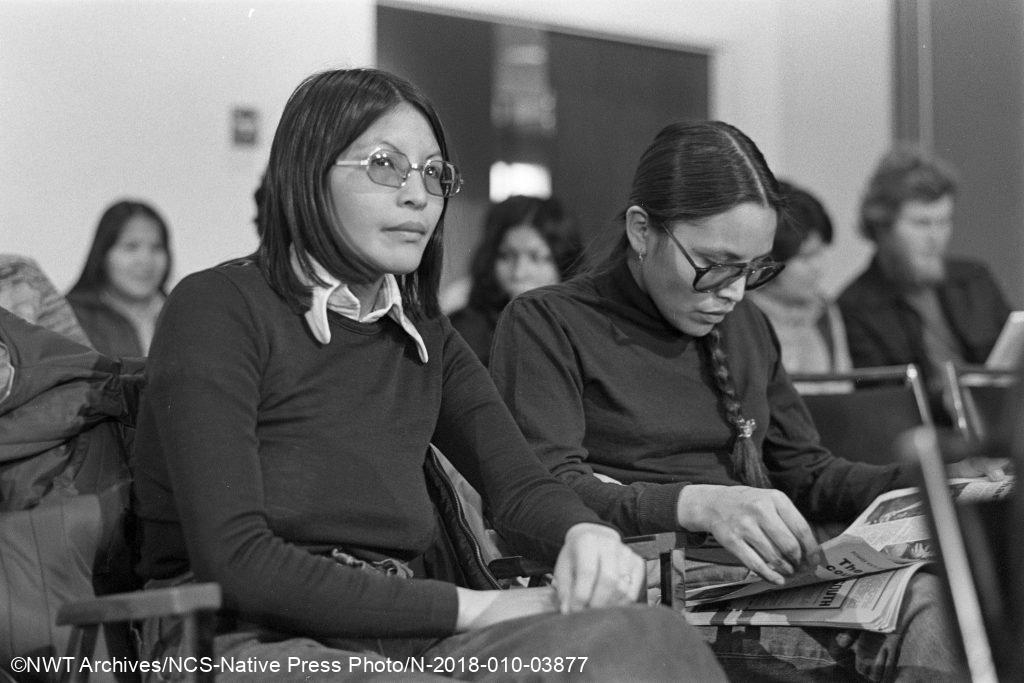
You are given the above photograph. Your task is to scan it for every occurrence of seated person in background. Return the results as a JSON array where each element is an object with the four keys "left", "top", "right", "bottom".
[
  {"left": 490, "top": 120, "right": 1000, "bottom": 681},
  {"left": 132, "top": 67, "right": 722, "bottom": 678},
  {"left": 450, "top": 195, "right": 582, "bottom": 365},
  {"left": 748, "top": 181, "right": 852, "bottom": 382},
  {"left": 66, "top": 199, "right": 172, "bottom": 357},
  {"left": 838, "top": 147, "right": 1011, "bottom": 418}
]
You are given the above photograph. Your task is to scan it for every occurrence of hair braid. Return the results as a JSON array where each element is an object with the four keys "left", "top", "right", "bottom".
[{"left": 701, "top": 326, "right": 772, "bottom": 488}]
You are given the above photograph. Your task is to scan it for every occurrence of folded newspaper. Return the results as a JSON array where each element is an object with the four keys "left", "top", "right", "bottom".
[{"left": 682, "top": 477, "right": 1014, "bottom": 632}]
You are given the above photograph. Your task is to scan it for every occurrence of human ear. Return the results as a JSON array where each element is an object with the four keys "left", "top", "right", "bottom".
[{"left": 625, "top": 205, "right": 650, "bottom": 259}]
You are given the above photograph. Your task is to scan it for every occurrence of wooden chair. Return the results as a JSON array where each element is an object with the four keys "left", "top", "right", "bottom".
[
  {"left": 58, "top": 583, "right": 222, "bottom": 683},
  {"left": 943, "top": 361, "right": 1018, "bottom": 444},
  {"left": 790, "top": 364, "right": 932, "bottom": 465}
]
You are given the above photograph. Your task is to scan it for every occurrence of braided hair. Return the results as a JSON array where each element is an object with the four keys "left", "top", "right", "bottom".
[
  {"left": 701, "top": 326, "right": 772, "bottom": 487},
  {"left": 607, "top": 121, "right": 784, "bottom": 487}
]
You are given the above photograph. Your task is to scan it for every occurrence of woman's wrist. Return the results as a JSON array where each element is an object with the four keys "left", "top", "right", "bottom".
[
  {"left": 454, "top": 587, "right": 501, "bottom": 632},
  {"left": 454, "top": 586, "right": 559, "bottom": 632},
  {"left": 564, "top": 521, "right": 620, "bottom": 545}
]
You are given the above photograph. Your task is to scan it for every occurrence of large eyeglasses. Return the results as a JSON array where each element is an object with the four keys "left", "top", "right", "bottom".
[
  {"left": 334, "top": 148, "right": 463, "bottom": 198},
  {"left": 660, "top": 225, "right": 785, "bottom": 293}
]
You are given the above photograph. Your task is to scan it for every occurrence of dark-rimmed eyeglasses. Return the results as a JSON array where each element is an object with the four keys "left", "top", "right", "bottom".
[
  {"left": 334, "top": 148, "right": 463, "bottom": 198},
  {"left": 660, "top": 225, "right": 784, "bottom": 293}
]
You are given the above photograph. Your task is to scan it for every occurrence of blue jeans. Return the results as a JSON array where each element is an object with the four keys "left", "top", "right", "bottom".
[
  {"left": 140, "top": 603, "right": 726, "bottom": 682},
  {"left": 682, "top": 560, "right": 965, "bottom": 682}
]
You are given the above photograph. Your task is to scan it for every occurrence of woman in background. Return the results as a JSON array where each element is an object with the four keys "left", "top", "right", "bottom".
[
  {"left": 450, "top": 195, "right": 582, "bottom": 365},
  {"left": 747, "top": 180, "right": 853, "bottom": 380},
  {"left": 67, "top": 200, "right": 171, "bottom": 357}
]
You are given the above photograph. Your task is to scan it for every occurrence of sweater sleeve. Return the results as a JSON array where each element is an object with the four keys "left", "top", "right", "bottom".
[
  {"left": 432, "top": 316, "right": 610, "bottom": 563},
  {"left": 142, "top": 271, "right": 459, "bottom": 639},
  {"left": 489, "top": 296, "right": 686, "bottom": 537},
  {"left": 759, "top": 317, "right": 917, "bottom": 520}
]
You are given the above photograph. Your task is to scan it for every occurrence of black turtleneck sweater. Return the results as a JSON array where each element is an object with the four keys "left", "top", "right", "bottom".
[{"left": 489, "top": 260, "right": 914, "bottom": 537}]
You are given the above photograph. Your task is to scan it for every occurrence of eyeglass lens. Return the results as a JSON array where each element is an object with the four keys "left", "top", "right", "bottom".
[
  {"left": 696, "top": 263, "right": 781, "bottom": 292},
  {"left": 367, "top": 151, "right": 460, "bottom": 198}
]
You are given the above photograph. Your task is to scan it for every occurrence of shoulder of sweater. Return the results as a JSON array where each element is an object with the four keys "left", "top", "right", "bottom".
[
  {"left": 944, "top": 257, "right": 993, "bottom": 280},
  {"left": 171, "top": 260, "right": 267, "bottom": 300},
  {"left": 507, "top": 276, "right": 600, "bottom": 313}
]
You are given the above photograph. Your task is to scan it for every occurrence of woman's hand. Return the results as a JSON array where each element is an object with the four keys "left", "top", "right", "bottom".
[
  {"left": 945, "top": 456, "right": 1009, "bottom": 481},
  {"left": 552, "top": 523, "right": 645, "bottom": 614},
  {"left": 676, "top": 484, "right": 821, "bottom": 584}
]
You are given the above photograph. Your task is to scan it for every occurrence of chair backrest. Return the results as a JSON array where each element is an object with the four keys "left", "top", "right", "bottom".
[
  {"left": 944, "top": 361, "right": 1018, "bottom": 444},
  {"left": 791, "top": 364, "right": 932, "bottom": 466}
]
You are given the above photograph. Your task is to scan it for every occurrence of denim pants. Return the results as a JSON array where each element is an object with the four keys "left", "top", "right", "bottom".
[
  {"left": 140, "top": 592, "right": 725, "bottom": 682},
  {"left": 680, "top": 559, "right": 966, "bottom": 682}
]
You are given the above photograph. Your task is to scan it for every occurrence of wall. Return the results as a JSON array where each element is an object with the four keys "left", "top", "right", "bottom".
[
  {"left": 2, "top": 0, "right": 891, "bottom": 296},
  {"left": 776, "top": 0, "right": 894, "bottom": 293},
  {"left": 1, "top": 0, "right": 373, "bottom": 290},
  {"left": 930, "top": 1, "right": 1024, "bottom": 306}
]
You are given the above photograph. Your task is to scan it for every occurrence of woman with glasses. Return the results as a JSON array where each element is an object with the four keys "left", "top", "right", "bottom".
[
  {"left": 490, "top": 121, "right": 994, "bottom": 680},
  {"left": 132, "top": 69, "right": 720, "bottom": 678}
]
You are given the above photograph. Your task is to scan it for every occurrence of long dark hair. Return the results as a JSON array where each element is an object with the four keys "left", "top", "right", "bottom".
[
  {"left": 613, "top": 120, "right": 784, "bottom": 488},
  {"left": 771, "top": 180, "right": 834, "bottom": 263},
  {"left": 257, "top": 68, "right": 452, "bottom": 319},
  {"left": 68, "top": 199, "right": 172, "bottom": 296},
  {"left": 466, "top": 195, "right": 582, "bottom": 315}
]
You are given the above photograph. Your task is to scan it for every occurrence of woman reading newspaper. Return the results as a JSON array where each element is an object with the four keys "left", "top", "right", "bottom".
[{"left": 489, "top": 120, "right": 1005, "bottom": 682}]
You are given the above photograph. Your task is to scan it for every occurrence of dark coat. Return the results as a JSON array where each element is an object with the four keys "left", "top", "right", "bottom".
[{"left": 837, "top": 257, "right": 1011, "bottom": 417}]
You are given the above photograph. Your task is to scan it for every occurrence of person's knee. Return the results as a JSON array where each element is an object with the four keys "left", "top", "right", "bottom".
[
  {"left": 571, "top": 605, "right": 724, "bottom": 680},
  {"left": 901, "top": 572, "right": 953, "bottom": 628}
]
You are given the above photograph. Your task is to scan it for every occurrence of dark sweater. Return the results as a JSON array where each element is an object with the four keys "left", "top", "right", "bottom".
[
  {"left": 838, "top": 257, "right": 1010, "bottom": 387},
  {"left": 133, "top": 260, "right": 603, "bottom": 639},
  {"left": 67, "top": 290, "right": 145, "bottom": 358},
  {"left": 449, "top": 303, "right": 501, "bottom": 366},
  {"left": 490, "top": 260, "right": 914, "bottom": 538}
]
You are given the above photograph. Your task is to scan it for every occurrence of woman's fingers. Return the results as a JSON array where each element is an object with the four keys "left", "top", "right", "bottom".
[
  {"left": 774, "top": 496, "right": 823, "bottom": 567},
  {"left": 684, "top": 485, "right": 821, "bottom": 583},
  {"left": 723, "top": 539, "right": 788, "bottom": 585},
  {"left": 553, "top": 523, "right": 644, "bottom": 612}
]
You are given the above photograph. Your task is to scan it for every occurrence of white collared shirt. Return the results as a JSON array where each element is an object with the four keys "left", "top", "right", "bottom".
[{"left": 290, "top": 248, "right": 429, "bottom": 363}]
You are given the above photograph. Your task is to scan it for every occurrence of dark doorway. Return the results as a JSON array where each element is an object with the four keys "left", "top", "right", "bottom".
[{"left": 377, "top": 4, "right": 709, "bottom": 283}]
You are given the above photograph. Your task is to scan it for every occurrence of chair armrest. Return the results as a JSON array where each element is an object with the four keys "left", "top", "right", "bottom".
[
  {"left": 57, "top": 583, "right": 221, "bottom": 626},
  {"left": 623, "top": 531, "right": 703, "bottom": 560},
  {"left": 487, "top": 530, "right": 702, "bottom": 607}
]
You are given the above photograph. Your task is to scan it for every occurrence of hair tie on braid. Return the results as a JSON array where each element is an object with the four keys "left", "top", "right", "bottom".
[{"left": 701, "top": 327, "right": 772, "bottom": 488}]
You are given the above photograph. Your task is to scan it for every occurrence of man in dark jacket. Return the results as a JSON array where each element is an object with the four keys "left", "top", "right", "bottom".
[{"left": 838, "top": 147, "right": 1011, "bottom": 421}]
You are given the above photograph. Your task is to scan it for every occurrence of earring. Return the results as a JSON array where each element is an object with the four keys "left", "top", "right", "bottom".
[{"left": 637, "top": 250, "right": 645, "bottom": 264}]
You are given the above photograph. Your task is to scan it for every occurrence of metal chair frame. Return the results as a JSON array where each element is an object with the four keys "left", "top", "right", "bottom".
[
  {"left": 789, "top": 364, "right": 933, "bottom": 465},
  {"left": 943, "top": 361, "right": 1017, "bottom": 444}
]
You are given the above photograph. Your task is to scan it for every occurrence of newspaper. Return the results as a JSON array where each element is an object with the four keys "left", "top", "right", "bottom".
[{"left": 683, "top": 477, "right": 1014, "bottom": 632}]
